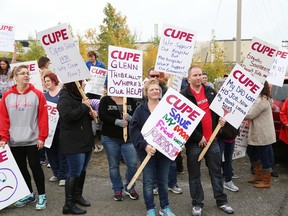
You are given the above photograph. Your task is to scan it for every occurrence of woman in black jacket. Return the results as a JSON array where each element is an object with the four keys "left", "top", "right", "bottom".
[
  {"left": 57, "top": 81, "right": 97, "bottom": 215},
  {"left": 98, "top": 95, "right": 138, "bottom": 202}
]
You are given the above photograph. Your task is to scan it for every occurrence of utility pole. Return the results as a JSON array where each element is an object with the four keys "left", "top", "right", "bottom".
[
  {"left": 211, "top": 29, "right": 215, "bottom": 62},
  {"left": 236, "top": 0, "right": 242, "bottom": 64}
]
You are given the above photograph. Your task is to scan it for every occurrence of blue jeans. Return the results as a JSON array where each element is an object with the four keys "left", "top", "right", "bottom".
[
  {"left": 101, "top": 135, "right": 138, "bottom": 192},
  {"left": 186, "top": 140, "right": 227, "bottom": 208},
  {"left": 153, "top": 160, "right": 177, "bottom": 188},
  {"left": 218, "top": 138, "right": 235, "bottom": 182},
  {"left": 65, "top": 151, "right": 92, "bottom": 177},
  {"left": 246, "top": 144, "right": 272, "bottom": 169},
  {"left": 140, "top": 152, "right": 171, "bottom": 210},
  {"left": 168, "top": 160, "right": 177, "bottom": 187}
]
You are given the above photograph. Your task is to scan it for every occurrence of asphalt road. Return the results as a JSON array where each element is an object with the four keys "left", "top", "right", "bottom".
[{"left": 1, "top": 143, "right": 288, "bottom": 216}]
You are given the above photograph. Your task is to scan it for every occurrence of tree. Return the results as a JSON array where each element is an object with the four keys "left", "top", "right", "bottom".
[
  {"left": 96, "top": 3, "right": 137, "bottom": 66},
  {"left": 199, "top": 42, "right": 233, "bottom": 85},
  {"left": 16, "top": 35, "right": 45, "bottom": 62},
  {"left": 142, "top": 37, "right": 160, "bottom": 78}
]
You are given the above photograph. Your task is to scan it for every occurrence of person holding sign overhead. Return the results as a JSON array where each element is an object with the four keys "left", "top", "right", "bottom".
[
  {"left": 181, "top": 65, "right": 234, "bottom": 215},
  {"left": 57, "top": 81, "right": 97, "bottom": 215},
  {"left": 0, "top": 65, "right": 48, "bottom": 210},
  {"left": 130, "top": 78, "right": 176, "bottom": 216},
  {"left": 98, "top": 94, "right": 139, "bottom": 201},
  {"left": 85, "top": 51, "right": 106, "bottom": 100}
]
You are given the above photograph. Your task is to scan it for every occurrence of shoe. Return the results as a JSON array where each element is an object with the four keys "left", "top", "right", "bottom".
[
  {"left": 114, "top": 191, "right": 123, "bottom": 201},
  {"left": 14, "top": 194, "right": 36, "bottom": 207},
  {"left": 47, "top": 163, "right": 51, "bottom": 168},
  {"left": 94, "top": 145, "right": 103, "bottom": 153},
  {"left": 232, "top": 174, "right": 239, "bottom": 179},
  {"left": 224, "top": 181, "right": 239, "bottom": 192},
  {"left": 49, "top": 176, "right": 58, "bottom": 182},
  {"left": 218, "top": 204, "right": 234, "bottom": 214},
  {"left": 271, "top": 171, "right": 279, "bottom": 177},
  {"left": 153, "top": 187, "right": 158, "bottom": 195},
  {"left": 59, "top": 179, "right": 66, "bottom": 186},
  {"left": 147, "top": 208, "right": 156, "bottom": 216},
  {"left": 168, "top": 185, "right": 183, "bottom": 194},
  {"left": 36, "top": 194, "right": 47, "bottom": 210},
  {"left": 192, "top": 206, "right": 202, "bottom": 216},
  {"left": 124, "top": 188, "right": 139, "bottom": 200},
  {"left": 159, "top": 206, "right": 175, "bottom": 216}
]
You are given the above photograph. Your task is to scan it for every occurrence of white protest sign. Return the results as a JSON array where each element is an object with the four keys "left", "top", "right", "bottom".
[
  {"left": 0, "top": 24, "right": 15, "bottom": 52},
  {"left": 45, "top": 101, "right": 59, "bottom": 148},
  {"left": 141, "top": 88, "right": 205, "bottom": 160},
  {"left": 107, "top": 45, "right": 143, "bottom": 98},
  {"left": 10, "top": 61, "right": 43, "bottom": 91},
  {"left": 170, "top": 75, "right": 182, "bottom": 92},
  {"left": 267, "top": 48, "right": 288, "bottom": 87},
  {"left": 36, "top": 23, "right": 91, "bottom": 83},
  {"left": 210, "top": 64, "right": 263, "bottom": 129},
  {"left": 155, "top": 24, "right": 196, "bottom": 77},
  {"left": 242, "top": 37, "right": 278, "bottom": 84},
  {"left": 85, "top": 66, "right": 107, "bottom": 95},
  {"left": 0, "top": 146, "right": 30, "bottom": 210},
  {"left": 233, "top": 120, "right": 249, "bottom": 160}
]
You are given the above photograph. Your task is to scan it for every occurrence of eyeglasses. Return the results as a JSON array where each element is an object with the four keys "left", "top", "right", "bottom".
[
  {"left": 150, "top": 75, "right": 160, "bottom": 78},
  {"left": 17, "top": 71, "right": 30, "bottom": 76}
]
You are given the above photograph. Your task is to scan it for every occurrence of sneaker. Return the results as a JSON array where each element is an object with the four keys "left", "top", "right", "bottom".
[
  {"left": 159, "top": 206, "right": 175, "bottom": 216},
  {"left": 232, "top": 174, "right": 239, "bottom": 179},
  {"left": 153, "top": 187, "right": 158, "bottom": 195},
  {"left": 59, "top": 179, "right": 66, "bottom": 186},
  {"left": 224, "top": 181, "right": 239, "bottom": 192},
  {"left": 271, "top": 171, "right": 279, "bottom": 177},
  {"left": 218, "top": 204, "right": 234, "bottom": 214},
  {"left": 168, "top": 185, "right": 183, "bottom": 194},
  {"left": 36, "top": 194, "right": 47, "bottom": 210},
  {"left": 49, "top": 176, "right": 58, "bottom": 182},
  {"left": 14, "top": 194, "right": 36, "bottom": 207},
  {"left": 114, "top": 191, "right": 123, "bottom": 201},
  {"left": 147, "top": 208, "right": 156, "bottom": 216},
  {"left": 124, "top": 188, "right": 139, "bottom": 200},
  {"left": 192, "top": 206, "right": 202, "bottom": 216},
  {"left": 94, "top": 145, "right": 103, "bottom": 153}
]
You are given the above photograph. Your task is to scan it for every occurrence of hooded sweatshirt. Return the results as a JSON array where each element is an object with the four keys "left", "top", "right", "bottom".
[{"left": 0, "top": 84, "right": 48, "bottom": 146}]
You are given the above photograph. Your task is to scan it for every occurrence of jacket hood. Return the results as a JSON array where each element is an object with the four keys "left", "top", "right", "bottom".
[{"left": 10, "top": 83, "right": 35, "bottom": 95}]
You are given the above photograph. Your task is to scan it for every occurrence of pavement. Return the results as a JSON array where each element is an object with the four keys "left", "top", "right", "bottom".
[{"left": 1, "top": 142, "right": 288, "bottom": 216}]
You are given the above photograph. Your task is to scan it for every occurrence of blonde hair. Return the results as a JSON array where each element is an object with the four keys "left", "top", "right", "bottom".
[{"left": 144, "top": 78, "right": 160, "bottom": 97}]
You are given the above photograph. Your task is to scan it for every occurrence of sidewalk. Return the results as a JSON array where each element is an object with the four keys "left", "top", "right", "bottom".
[{"left": 2, "top": 146, "right": 288, "bottom": 216}]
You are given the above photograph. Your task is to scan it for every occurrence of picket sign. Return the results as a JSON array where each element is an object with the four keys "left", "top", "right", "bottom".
[
  {"left": 197, "top": 123, "right": 222, "bottom": 161},
  {"left": 168, "top": 75, "right": 174, "bottom": 88},
  {"left": 127, "top": 148, "right": 155, "bottom": 190},
  {"left": 128, "top": 88, "right": 205, "bottom": 189},
  {"left": 74, "top": 81, "right": 98, "bottom": 124},
  {"left": 123, "top": 97, "right": 127, "bottom": 142}
]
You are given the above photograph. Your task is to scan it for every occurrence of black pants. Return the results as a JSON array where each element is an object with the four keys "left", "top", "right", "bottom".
[{"left": 11, "top": 145, "right": 45, "bottom": 195}]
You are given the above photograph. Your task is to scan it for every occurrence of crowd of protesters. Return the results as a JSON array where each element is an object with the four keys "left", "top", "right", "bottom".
[{"left": 0, "top": 50, "right": 282, "bottom": 216}]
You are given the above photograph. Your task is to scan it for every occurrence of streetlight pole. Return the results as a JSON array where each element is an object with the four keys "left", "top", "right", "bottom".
[{"left": 236, "top": 0, "right": 242, "bottom": 64}]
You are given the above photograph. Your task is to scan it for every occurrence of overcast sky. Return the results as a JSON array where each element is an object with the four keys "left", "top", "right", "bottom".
[{"left": 3, "top": 0, "right": 288, "bottom": 47}]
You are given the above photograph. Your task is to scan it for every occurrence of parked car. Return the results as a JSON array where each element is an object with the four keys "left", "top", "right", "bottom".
[{"left": 271, "top": 77, "right": 288, "bottom": 140}]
